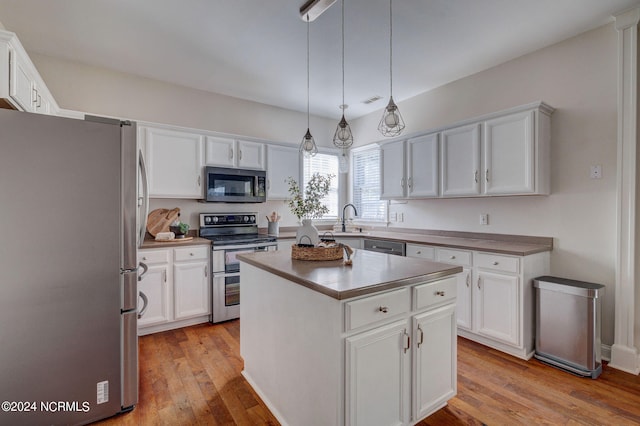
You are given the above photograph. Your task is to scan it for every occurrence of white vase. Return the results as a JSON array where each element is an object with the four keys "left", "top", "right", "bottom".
[{"left": 296, "top": 219, "right": 319, "bottom": 246}]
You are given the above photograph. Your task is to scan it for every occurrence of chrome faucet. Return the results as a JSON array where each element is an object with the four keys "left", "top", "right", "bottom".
[{"left": 342, "top": 203, "right": 358, "bottom": 232}]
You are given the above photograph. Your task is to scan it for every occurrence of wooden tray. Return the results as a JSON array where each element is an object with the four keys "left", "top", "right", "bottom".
[
  {"left": 155, "top": 236, "right": 194, "bottom": 243},
  {"left": 291, "top": 244, "right": 343, "bottom": 261}
]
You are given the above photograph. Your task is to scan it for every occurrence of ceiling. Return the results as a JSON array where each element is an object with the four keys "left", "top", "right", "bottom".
[{"left": 0, "top": 0, "right": 639, "bottom": 120}]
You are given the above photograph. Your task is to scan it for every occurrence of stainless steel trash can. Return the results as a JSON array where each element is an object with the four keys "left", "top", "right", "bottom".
[{"left": 533, "top": 276, "right": 605, "bottom": 379}]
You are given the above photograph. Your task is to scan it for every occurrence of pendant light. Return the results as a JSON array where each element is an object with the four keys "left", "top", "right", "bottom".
[
  {"left": 378, "top": 0, "right": 405, "bottom": 137},
  {"left": 333, "top": 0, "right": 353, "bottom": 151},
  {"left": 300, "top": 14, "right": 318, "bottom": 157}
]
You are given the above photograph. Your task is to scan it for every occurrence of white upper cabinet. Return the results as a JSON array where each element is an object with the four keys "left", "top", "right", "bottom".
[
  {"left": 381, "top": 102, "right": 553, "bottom": 199},
  {"left": 483, "top": 108, "right": 550, "bottom": 195},
  {"left": 0, "top": 30, "right": 58, "bottom": 115},
  {"left": 140, "top": 126, "right": 204, "bottom": 199},
  {"left": 266, "top": 145, "right": 300, "bottom": 200},
  {"left": 205, "top": 136, "right": 265, "bottom": 170},
  {"left": 441, "top": 123, "right": 481, "bottom": 197},
  {"left": 381, "top": 140, "right": 406, "bottom": 199},
  {"left": 381, "top": 133, "right": 439, "bottom": 200},
  {"left": 407, "top": 133, "right": 439, "bottom": 198}
]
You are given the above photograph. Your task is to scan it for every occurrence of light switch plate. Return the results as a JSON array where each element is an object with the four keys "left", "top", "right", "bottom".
[{"left": 480, "top": 213, "right": 489, "bottom": 225}]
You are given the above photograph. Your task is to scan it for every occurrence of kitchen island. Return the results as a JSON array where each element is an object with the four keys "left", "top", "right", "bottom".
[{"left": 238, "top": 249, "right": 462, "bottom": 426}]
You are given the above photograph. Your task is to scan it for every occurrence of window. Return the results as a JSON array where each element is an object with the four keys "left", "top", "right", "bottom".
[
  {"left": 352, "top": 147, "right": 387, "bottom": 221},
  {"left": 303, "top": 152, "right": 339, "bottom": 219}
]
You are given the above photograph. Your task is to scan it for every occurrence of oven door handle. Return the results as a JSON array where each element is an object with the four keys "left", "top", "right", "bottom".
[{"left": 212, "top": 242, "right": 277, "bottom": 251}]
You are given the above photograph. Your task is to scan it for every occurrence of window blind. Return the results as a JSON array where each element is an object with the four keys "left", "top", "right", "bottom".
[
  {"left": 352, "top": 148, "right": 387, "bottom": 221},
  {"left": 303, "top": 153, "right": 339, "bottom": 219}
]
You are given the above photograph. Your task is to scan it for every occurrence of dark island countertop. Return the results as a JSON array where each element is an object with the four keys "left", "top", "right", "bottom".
[{"left": 238, "top": 249, "right": 462, "bottom": 300}]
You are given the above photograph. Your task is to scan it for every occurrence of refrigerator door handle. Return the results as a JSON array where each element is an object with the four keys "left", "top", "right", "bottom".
[
  {"left": 138, "top": 150, "right": 150, "bottom": 247},
  {"left": 138, "top": 262, "right": 148, "bottom": 281},
  {"left": 138, "top": 291, "right": 149, "bottom": 319}
]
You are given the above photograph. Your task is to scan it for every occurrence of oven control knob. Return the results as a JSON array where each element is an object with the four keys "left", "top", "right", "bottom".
[
  {"left": 243, "top": 216, "right": 249, "bottom": 223},
  {"left": 204, "top": 217, "right": 211, "bottom": 224},
  {"left": 249, "top": 215, "right": 255, "bottom": 223},
  {"left": 212, "top": 217, "right": 219, "bottom": 223}
]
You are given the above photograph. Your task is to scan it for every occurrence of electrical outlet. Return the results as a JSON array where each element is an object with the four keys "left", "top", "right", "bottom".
[
  {"left": 590, "top": 165, "right": 602, "bottom": 179},
  {"left": 480, "top": 213, "right": 489, "bottom": 225}
]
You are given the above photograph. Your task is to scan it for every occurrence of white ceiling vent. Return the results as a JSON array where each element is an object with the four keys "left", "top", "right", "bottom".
[{"left": 362, "top": 95, "right": 383, "bottom": 105}]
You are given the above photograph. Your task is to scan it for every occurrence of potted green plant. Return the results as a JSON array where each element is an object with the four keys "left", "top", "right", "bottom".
[{"left": 286, "top": 173, "right": 334, "bottom": 245}]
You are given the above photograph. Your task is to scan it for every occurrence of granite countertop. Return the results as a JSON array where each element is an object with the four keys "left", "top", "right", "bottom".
[
  {"left": 141, "top": 236, "right": 211, "bottom": 249},
  {"left": 237, "top": 249, "right": 462, "bottom": 300},
  {"left": 274, "top": 229, "right": 552, "bottom": 256}
]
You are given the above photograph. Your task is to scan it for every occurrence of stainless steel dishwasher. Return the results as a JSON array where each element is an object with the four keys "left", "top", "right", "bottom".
[{"left": 363, "top": 239, "right": 406, "bottom": 256}]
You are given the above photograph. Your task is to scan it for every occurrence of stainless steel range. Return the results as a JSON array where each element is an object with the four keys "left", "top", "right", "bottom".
[{"left": 200, "top": 213, "right": 277, "bottom": 323}]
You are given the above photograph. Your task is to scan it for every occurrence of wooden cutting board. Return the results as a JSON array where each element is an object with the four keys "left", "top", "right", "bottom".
[{"left": 147, "top": 208, "right": 180, "bottom": 237}]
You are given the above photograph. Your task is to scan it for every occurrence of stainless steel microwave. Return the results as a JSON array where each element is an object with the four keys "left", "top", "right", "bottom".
[{"left": 204, "top": 166, "right": 266, "bottom": 203}]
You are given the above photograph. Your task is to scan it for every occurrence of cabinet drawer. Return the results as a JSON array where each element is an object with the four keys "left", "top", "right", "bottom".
[
  {"left": 345, "top": 287, "right": 410, "bottom": 331},
  {"left": 414, "top": 276, "right": 457, "bottom": 310},
  {"left": 139, "top": 249, "right": 169, "bottom": 265},
  {"left": 475, "top": 252, "right": 519, "bottom": 274},
  {"left": 437, "top": 248, "right": 472, "bottom": 266},
  {"left": 406, "top": 244, "right": 436, "bottom": 260},
  {"left": 174, "top": 246, "right": 209, "bottom": 262}
]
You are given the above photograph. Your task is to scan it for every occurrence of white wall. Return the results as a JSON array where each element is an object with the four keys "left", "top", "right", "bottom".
[
  {"left": 29, "top": 23, "right": 620, "bottom": 346},
  {"left": 352, "top": 23, "right": 619, "bottom": 346}
]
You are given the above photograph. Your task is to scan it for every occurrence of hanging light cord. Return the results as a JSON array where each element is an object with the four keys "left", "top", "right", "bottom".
[
  {"left": 341, "top": 0, "right": 345, "bottom": 108},
  {"left": 307, "top": 14, "right": 310, "bottom": 129},
  {"left": 389, "top": 0, "right": 393, "bottom": 98}
]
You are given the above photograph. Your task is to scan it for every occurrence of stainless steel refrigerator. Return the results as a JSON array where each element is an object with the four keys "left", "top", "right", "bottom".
[{"left": 0, "top": 108, "right": 148, "bottom": 425}]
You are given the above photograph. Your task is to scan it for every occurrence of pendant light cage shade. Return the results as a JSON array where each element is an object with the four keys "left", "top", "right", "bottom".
[
  {"left": 333, "top": 115, "right": 354, "bottom": 149},
  {"left": 300, "top": 15, "right": 318, "bottom": 157},
  {"left": 300, "top": 128, "right": 318, "bottom": 157},
  {"left": 379, "top": 0, "right": 405, "bottom": 137},
  {"left": 378, "top": 96, "right": 405, "bottom": 137}
]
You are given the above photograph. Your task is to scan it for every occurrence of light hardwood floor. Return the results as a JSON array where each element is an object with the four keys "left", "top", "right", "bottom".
[{"left": 96, "top": 321, "right": 640, "bottom": 425}]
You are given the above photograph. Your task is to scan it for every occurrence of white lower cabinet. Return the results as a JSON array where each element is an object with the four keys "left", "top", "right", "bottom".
[
  {"left": 173, "top": 247, "right": 210, "bottom": 320},
  {"left": 406, "top": 242, "right": 549, "bottom": 359},
  {"left": 345, "top": 279, "right": 457, "bottom": 426},
  {"left": 138, "top": 245, "right": 210, "bottom": 335},
  {"left": 346, "top": 319, "right": 410, "bottom": 426},
  {"left": 413, "top": 304, "right": 457, "bottom": 420},
  {"left": 138, "top": 261, "right": 171, "bottom": 328}
]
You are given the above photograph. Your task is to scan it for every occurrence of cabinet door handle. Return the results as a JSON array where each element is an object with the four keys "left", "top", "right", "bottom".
[
  {"left": 164, "top": 269, "right": 167, "bottom": 283},
  {"left": 403, "top": 329, "right": 411, "bottom": 353},
  {"left": 239, "top": 149, "right": 243, "bottom": 160},
  {"left": 37, "top": 94, "right": 42, "bottom": 108},
  {"left": 379, "top": 306, "right": 389, "bottom": 313},
  {"left": 474, "top": 170, "right": 478, "bottom": 183},
  {"left": 417, "top": 325, "right": 424, "bottom": 348},
  {"left": 400, "top": 178, "right": 405, "bottom": 189},
  {"left": 407, "top": 177, "right": 413, "bottom": 189},
  {"left": 204, "top": 265, "right": 208, "bottom": 278},
  {"left": 197, "top": 175, "right": 201, "bottom": 187},
  {"left": 267, "top": 179, "right": 270, "bottom": 190},
  {"left": 435, "top": 290, "right": 446, "bottom": 297},
  {"left": 466, "top": 273, "right": 470, "bottom": 287},
  {"left": 477, "top": 277, "right": 481, "bottom": 289},
  {"left": 229, "top": 147, "right": 234, "bottom": 160},
  {"left": 492, "top": 261, "right": 499, "bottom": 266},
  {"left": 486, "top": 169, "right": 489, "bottom": 182},
  {"left": 32, "top": 87, "right": 38, "bottom": 103}
]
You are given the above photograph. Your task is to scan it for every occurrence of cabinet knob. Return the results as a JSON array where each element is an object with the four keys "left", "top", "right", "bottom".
[
  {"left": 379, "top": 306, "right": 389, "bottom": 314},
  {"left": 142, "top": 256, "right": 147, "bottom": 261},
  {"left": 435, "top": 291, "right": 446, "bottom": 297},
  {"left": 450, "top": 255, "right": 456, "bottom": 259},
  {"left": 190, "top": 252, "right": 194, "bottom": 256},
  {"left": 492, "top": 261, "right": 499, "bottom": 265},
  {"left": 416, "top": 251, "right": 422, "bottom": 254}
]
